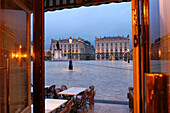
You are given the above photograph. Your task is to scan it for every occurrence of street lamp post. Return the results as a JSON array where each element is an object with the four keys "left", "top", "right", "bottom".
[
  {"left": 69, "top": 36, "right": 73, "bottom": 70},
  {"left": 127, "top": 48, "right": 130, "bottom": 63}
]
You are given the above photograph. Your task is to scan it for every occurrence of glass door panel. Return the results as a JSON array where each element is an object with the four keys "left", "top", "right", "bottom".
[
  {"left": 148, "top": 0, "right": 170, "bottom": 112},
  {"left": 0, "top": 0, "right": 31, "bottom": 112}
]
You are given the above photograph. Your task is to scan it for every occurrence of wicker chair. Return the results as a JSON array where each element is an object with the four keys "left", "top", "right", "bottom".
[
  {"left": 89, "top": 85, "right": 94, "bottom": 91},
  {"left": 53, "top": 88, "right": 61, "bottom": 99},
  {"left": 60, "top": 98, "right": 73, "bottom": 113},
  {"left": 78, "top": 85, "right": 95, "bottom": 97},
  {"left": 87, "top": 85, "right": 95, "bottom": 109},
  {"left": 61, "top": 85, "right": 67, "bottom": 91},
  {"left": 56, "top": 88, "right": 61, "bottom": 93},
  {"left": 73, "top": 90, "right": 88, "bottom": 113},
  {"left": 87, "top": 91, "right": 95, "bottom": 109},
  {"left": 61, "top": 85, "right": 69, "bottom": 99},
  {"left": 48, "top": 85, "right": 56, "bottom": 98}
]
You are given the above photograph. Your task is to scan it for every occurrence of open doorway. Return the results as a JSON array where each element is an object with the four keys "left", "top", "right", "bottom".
[
  {"left": 1, "top": 0, "right": 169, "bottom": 112},
  {"left": 31, "top": 2, "right": 133, "bottom": 112}
]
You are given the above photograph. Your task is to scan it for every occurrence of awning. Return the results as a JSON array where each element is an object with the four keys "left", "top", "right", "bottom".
[
  {"left": 1, "top": 0, "right": 130, "bottom": 12},
  {"left": 45, "top": 0, "right": 131, "bottom": 11}
]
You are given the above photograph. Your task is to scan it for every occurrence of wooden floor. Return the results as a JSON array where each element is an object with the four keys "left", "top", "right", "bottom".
[{"left": 76, "top": 103, "right": 129, "bottom": 113}]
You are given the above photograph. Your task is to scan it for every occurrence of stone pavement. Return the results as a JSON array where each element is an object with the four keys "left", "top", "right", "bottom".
[{"left": 76, "top": 103, "right": 129, "bottom": 113}]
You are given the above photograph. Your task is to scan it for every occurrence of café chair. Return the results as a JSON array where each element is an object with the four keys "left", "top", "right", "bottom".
[
  {"left": 48, "top": 85, "right": 56, "bottom": 98},
  {"left": 60, "top": 98, "right": 73, "bottom": 113},
  {"left": 61, "top": 85, "right": 67, "bottom": 91},
  {"left": 73, "top": 90, "right": 88, "bottom": 113},
  {"left": 53, "top": 88, "right": 61, "bottom": 99}
]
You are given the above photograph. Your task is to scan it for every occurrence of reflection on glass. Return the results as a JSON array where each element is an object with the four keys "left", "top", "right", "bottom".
[
  {"left": 150, "top": 0, "right": 170, "bottom": 112},
  {"left": 0, "top": 0, "right": 31, "bottom": 113}
]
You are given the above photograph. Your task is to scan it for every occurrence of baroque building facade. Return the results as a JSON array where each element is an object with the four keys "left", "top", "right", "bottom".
[
  {"left": 51, "top": 37, "right": 95, "bottom": 60},
  {"left": 151, "top": 33, "right": 170, "bottom": 60},
  {"left": 95, "top": 35, "right": 130, "bottom": 60}
]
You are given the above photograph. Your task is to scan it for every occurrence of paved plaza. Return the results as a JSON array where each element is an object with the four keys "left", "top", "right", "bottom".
[
  {"left": 31, "top": 60, "right": 133, "bottom": 112},
  {"left": 31, "top": 60, "right": 133, "bottom": 101},
  {"left": 77, "top": 103, "right": 129, "bottom": 113}
]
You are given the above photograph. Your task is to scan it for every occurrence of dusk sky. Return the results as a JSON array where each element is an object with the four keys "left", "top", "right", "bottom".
[{"left": 31, "top": 2, "right": 132, "bottom": 50}]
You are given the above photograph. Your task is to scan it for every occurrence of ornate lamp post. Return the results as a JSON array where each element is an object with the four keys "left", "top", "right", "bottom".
[
  {"left": 127, "top": 48, "right": 130, "bottom": 63},
  {"left": 69, "top": 36, "right": 73, "bottom": 70}
]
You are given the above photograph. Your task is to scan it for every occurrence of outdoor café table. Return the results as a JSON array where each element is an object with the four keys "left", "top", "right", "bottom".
[
  {"left": 31, "top": 99, "right": 68, "bottom": 113},
  {"left": 58, "top": 87, "right": 87, "bottom": 96}
]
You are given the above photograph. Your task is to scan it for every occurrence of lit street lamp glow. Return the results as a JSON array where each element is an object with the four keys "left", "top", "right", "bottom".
[{"left": 69, "top": 36, "right": 73, "bottom": 70}]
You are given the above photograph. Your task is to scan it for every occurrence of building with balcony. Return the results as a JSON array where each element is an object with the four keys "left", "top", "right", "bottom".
[
  {"left": 95, "top": 35, "right": 130, "bottom": 60},
  {"left": 51, "top": 37, "right": 95, "bottom": 60}
]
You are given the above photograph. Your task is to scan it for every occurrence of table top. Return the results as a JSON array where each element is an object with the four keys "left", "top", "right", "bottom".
[
  {"left": 58, "top": 87, "right": 87, "bottom": 96},
  {"left": 31, "top": 99, "right": 68, "bottom": 113}
]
